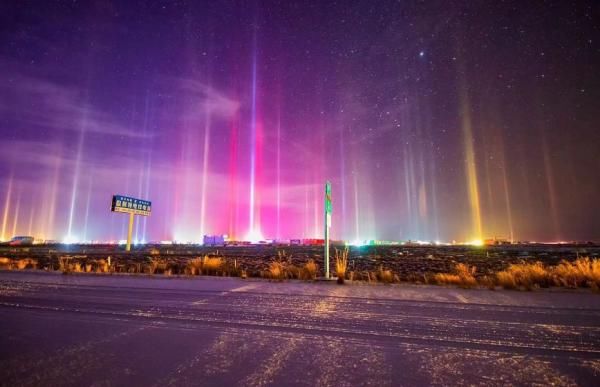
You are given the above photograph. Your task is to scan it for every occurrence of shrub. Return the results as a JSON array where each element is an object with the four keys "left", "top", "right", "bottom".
[
  {"left": 0, "top": 257, "right": 11, "bottom": 269},
  {"left": 496, "top": 271, "right": 516, "bottom": 289},
  {"left": 495, "top": 261, "right": 552, "bottom": 290},
  {"left": 553, "top": 257, "right": 600, "bottom": 288},
  {"left": 148, "top": 258, "right": 159, "bottom": 274},
  {"left": 285, "top": 264, "right": 300, "bottom": 279},
  {"left": 300, "top": 259, "right": 318, "bottom": 280},
  {"left": 97, "top": 259, "right": 110, "bottom": 273},
  {"left": 187, "top": 257, "right": 203, "bottom": 275},
  {"left": 433, "top": 263, "right": 477, "bottom": 288},
  {"left": 16, "top": 258, "right": 37, "bottom": 270},
  {"left": 268, "top": 261, "right": 285, "bottom": 280},
  {"left": 335, "top": 248, "right": 349, "bottom": 284},
  {"left": 377, "top": 267, "right": 395, "bottom": 283},
  {"left": 202, "top": 255, "right": 223, "bottom": 274},
  {"left": 59, "top": 257, "right": 71, "bottom": 274}
]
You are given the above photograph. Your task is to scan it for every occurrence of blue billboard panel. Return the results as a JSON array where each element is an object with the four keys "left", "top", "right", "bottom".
[{"left": 111, "top": 195, "right": 151, "bottom": 216}]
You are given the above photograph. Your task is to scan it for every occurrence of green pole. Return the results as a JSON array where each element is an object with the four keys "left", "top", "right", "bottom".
[{"left": 325, "top": 181, "right": 331, "bottom": 278}]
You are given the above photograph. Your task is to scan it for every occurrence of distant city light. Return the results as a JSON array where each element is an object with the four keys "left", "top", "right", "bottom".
[
  {"left": 468, "top": 239, "right": 484, "bottom": 247},
  {"left": 245, "top": 229, "right": 265, "bottom": 244},
  {"left": 62, "top": 235, "right": 78, "bottom": 244}
]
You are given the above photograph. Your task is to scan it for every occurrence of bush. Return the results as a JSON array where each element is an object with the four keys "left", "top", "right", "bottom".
[
  {"left": 16, "top": 258, "right": 37, "bottom": 270},
  {"left": 496, "top": 261, "right": 552, "bottom": 290},
  {"left": 377, "top": 267, "right": 395, "bottom": 283},
  {"left": 335, "top": 248, "right": 349, "bottom": 284},
  {"left": 300, "top": 259, "right": 318, "bottom": 280},
  {"left": 553, "top": 257, "right": 600, "bottom": 288},
  {"left": 187, "top": 257, "right": 203, "bottom": 275},
  {"left": 433, "top": 263, "right": 477, "bottom": 288},
  {"left": 202, "top": 255, "right": 223, "bottom": 274},
  {"left": 268, "top": 261, "right": 285, "bottom": 280}
]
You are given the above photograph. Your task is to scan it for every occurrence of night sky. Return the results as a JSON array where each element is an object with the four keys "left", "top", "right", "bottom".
[{"left": 0, "top": 1, "right": 598, "bottom": 243}]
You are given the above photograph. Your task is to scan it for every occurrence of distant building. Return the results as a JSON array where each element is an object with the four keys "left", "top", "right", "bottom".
[
  {"left": 7, "top": 236, "right": 34, "bottom": 246},
  {"left": 484, "top": 237, "right": 511, "bottom": 245},
  {"left": 203, "top": 235, "right": 225, "bottom": 246},
  {"left": 302, "top": 239, "right": 325, "bottom": 246}
]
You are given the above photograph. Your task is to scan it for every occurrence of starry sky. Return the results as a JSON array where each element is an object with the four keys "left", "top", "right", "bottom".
[{"left": 0, "top": 1, "right": 598, "bottom": 243}]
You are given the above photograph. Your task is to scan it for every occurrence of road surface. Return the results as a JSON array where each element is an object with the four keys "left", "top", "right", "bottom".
[{"left": 0, "top": 271, "right": 599, "bottom": 386}]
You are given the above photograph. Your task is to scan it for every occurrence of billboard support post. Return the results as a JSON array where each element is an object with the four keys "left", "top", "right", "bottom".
[{"left": 126, "top": 212, "right": 134, "bottom": 252}]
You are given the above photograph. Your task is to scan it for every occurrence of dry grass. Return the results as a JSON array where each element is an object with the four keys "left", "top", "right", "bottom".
[
  {"left": 433, "top": 263, "right": 477, "bottom": 288},
  {"left": 147, "top": 258, "right": 159, "bottom": 274},
  {"left": 553, "top": 257, "right": 600, "bottom": 288},
  {"left": 285, "top": 264, "right": 301, "bottom": 279},
  {"left": 0, "top": 257, "right": 13, "bottom": 270},
  {"left": 496, "top": 261, "right": 552, "bottom": 290},
  {"left": 377, "top": 266, "right": 395, "bottom": 283},
  {"left": 268, "top": 261, "right": 285, "bottom": 280},
  {"left": 300, "top": 259, "right": 318, "bottom": 280},
  {"left": 59, "top": 257, "right": 71, "bottom": 273},
  {"left": 202, "top": 255, "right": 223, "bottom": 274},
  {"left": 187, "top": 257, "right": 203, "bottom": 275},
  {"left": 98, "top": 259, "right": 110, "bottom": 273},
  {"left": 277, "top": 250, "right": 293, "bottom": 264},
  {"left": 15, "top": 258, "right": 37, "bottom": 270},
  {"left": 334, "top": 248, "right": 349, "bottom": 283}
]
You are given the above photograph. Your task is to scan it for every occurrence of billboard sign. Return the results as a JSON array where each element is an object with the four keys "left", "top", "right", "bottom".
[{"left": 111, "top": 195, "right": 152, "bottom": 217}]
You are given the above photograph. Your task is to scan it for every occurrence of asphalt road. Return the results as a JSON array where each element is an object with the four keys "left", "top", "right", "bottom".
[{"left": 0, "top": 272, "right": 599, "bottom": 386}]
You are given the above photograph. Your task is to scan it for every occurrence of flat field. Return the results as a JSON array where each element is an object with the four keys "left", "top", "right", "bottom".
[{"left": 1, "top": 243, "right": 599, "bottom": 281}]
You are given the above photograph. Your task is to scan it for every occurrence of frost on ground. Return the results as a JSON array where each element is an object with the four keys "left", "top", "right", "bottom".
[{"left": 0, "top": 272, "right": 598, "bottom": 386}]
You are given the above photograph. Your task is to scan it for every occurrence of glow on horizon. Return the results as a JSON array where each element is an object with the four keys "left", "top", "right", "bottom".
[{"left": 468, "top": 239, "right": 484, "bottom": 247}]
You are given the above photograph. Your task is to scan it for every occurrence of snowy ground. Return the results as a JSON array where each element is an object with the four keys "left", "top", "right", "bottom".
[{"left": 0, "top": 271, "right": 599, "bottom": 386}]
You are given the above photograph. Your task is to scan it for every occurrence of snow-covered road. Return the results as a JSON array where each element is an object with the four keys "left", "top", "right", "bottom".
[{"left": 0, "top": 272, "right": 598, "bottom": 386}]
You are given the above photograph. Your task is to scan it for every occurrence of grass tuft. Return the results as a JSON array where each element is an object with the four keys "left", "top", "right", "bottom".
[
  {"left": 334, "top": 248, "right": 349, "bottom": 284},
  {"left": 433, "top": 263, "right": 477, "bottom": 288},
  {"left": 377, "top": 266, "right": 395, "bottom": 283},
  {"left": 202, "top": 255, "right": 223, "bottom": 274},
  {"left": 16, "top": 258, "right": 37, "bottom": 270},
  {"left": 553, "top": 257, "right": 600, "bottom": 288},
  {"left": 187, "top": 257, "right": 203, "bottom": 275},
  {"left": 496, "top": 261, "right": 552, "bottom": 290},
  {"left": 300, "top": 259, "right": 318, "bottom": 280},
  {"left": 268, "top": 261, "right": 285, "bottom": 280}
]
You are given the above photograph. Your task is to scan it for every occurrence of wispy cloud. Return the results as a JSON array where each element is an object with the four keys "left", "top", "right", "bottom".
[
  {"left": 0, "top": 65, "right": 151, "bottom": 139},
  {"left": 175, "top": 78, "right": 240, "bottom": 119}
]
